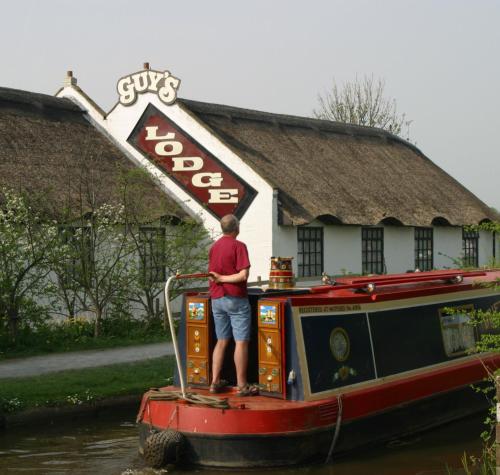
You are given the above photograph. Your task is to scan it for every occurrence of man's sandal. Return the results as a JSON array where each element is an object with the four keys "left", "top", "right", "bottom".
[
  {"left": 209, "top": 380, "right": 228, "bottom": 394},
  {"left": 236, "top": 384, "right": 259, "bottom": 397}
]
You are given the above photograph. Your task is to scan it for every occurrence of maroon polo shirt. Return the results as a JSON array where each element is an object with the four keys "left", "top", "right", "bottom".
[{"left": 208, "top": 235, "right": 250, "bottom": 299}]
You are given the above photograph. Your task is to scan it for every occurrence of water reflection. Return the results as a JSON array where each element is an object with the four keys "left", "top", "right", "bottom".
[{"left": 0, "top": 409, "right": 484, "bottom": 475}]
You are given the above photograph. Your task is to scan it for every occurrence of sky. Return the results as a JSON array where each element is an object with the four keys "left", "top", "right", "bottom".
[{"left": 2, "top": 0, "right": 499, "bottom": 210}]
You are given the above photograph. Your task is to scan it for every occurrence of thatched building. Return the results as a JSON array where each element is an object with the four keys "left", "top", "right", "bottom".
[{"left": 4, "top": 68, "right": 496, "bottom": 281}]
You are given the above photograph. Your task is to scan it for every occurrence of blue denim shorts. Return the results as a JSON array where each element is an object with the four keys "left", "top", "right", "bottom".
[{"left": 211, "top": 296, "right": 251, "bottom": 341}]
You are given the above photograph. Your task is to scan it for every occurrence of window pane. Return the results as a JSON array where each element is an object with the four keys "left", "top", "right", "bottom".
[
  {"left": 139, "top": 226, "right": 166, "bottom": 284},
  {"left": 362, "top": 227, "right": 384, "bottom": 275},
  {"left": 415, "top": 227, "right": 433, "bottom": 271},
  {"left": 297, "top": 227, "right": 323, "bottom": 277},
  {"left": 462, "top": 228, "right": 478, "bottom": 267}
]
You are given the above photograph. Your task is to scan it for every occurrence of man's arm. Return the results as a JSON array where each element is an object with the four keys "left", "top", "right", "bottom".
[{"left": 209, "top": 268, "right": 249, "bottom": 284}]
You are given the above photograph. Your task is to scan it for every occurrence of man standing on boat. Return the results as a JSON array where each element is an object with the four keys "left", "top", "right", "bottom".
[{"left": 208, "top": 214, "right": 256, "bottom": 397}]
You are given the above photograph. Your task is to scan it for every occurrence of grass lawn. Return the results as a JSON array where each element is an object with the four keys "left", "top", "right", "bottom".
[{"left": 0, "top": 356, "right": 174, "bottom": 414}]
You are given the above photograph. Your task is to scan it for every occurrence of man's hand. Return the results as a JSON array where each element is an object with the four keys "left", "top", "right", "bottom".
[
  {"left": 209, "top": 268, "right": 249, "bottom": 284},
  {"left": 209, "top": 271, "right": 222, "bottom": 283}
]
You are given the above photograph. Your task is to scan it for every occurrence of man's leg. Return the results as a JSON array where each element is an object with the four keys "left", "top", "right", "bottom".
[
  {"left": 234, "top": 340, "right": 249, "bottom": 388},
  {"left": 229, "top": 297, "right": 251, "bottom": 389},
  {"left": 211, "top": 297, "right": 231, "bottom": 386},
  {"left": 211, "top": 339, "right": 230, "bottom": 385}
]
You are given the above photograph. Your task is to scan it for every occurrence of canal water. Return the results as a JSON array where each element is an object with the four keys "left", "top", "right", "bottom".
[{"left": 0, "top": 408, "right": 486, "bottom": 475}]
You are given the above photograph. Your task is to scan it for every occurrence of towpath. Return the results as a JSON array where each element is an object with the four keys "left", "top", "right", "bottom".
[{"left": 0, "top": 342, "right": 174, "bottom": 379}]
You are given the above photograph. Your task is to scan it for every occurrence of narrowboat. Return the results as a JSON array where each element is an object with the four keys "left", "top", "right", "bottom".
[{"left": 137, "top": 267, "right": 500, "bottom": 468}]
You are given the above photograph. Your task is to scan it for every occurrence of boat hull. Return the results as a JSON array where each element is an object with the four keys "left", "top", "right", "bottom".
[{"left": 138, "top": 383, "right": 488, "bottom": 468}]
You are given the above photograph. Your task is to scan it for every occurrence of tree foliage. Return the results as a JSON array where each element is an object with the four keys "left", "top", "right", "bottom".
[
  {"left": 0, "top": 188, "right": 62, "bottom": 341},
  {"left": 128, "top": 217, "right": 208, "bottom": 326},
  {"left": 0, "top": 155, "right": 211, "bottom": 344},
  {"left": 314, "top": 75, "right": 412, "bottom": 139},
  {"left": 449, "top": 222, "right": 500, "bottom": 472}
]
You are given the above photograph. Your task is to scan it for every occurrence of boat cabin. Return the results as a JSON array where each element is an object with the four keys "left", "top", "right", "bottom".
[{"left": 176, "top": 269, "right": 500, "bottom": 401}]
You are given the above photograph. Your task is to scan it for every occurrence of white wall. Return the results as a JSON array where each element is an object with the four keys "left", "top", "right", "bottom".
[
  {"left": 324, "top": 225, "right": 361, "bottom": 275},
  {"left": 479, "top": 230, "right": 494, "bottom": 266},
  {"left": 271, "top": 227, "right": 298, "bottom": 276},
  {"left": 433, "top": 226, "right": 463, "bottom": 268},
  {"left": 383, "top": 226, "right": 414, "bottom": 273},
  {"left": 272, "top": 222, "right": 361, "bottom": 277},
  {"left": 495, "top": 233, "right": 500, "bottom": 265},
  {"left": 273, "top": 222, "right": 362, "bottom": 277},
  {"left": 271, "top": 223, "right": 495, "bottom": 280}
]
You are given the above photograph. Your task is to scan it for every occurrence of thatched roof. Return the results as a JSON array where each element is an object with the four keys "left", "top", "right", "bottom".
[
  {"left": 180, "top": 99, "right": 497, "bottom": 226},
  {"left": 0, "top": 87, "right": 184, "bottom": 222}
]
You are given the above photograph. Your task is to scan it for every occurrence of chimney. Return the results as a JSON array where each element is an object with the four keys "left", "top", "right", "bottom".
[
  {"left": 64, "top": 70, "right": 77, "bottom": 87},
  {"left": 143, "top": 62, "right": 150, "bottom": 70}
]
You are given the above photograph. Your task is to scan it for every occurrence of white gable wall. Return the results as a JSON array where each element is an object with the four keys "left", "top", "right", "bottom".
[{"left": 57, "top": 86, "right": 275, "bottom": 281}]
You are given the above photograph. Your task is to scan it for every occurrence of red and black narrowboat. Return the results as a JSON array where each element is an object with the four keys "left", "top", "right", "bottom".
[{"left": 137, "top": 268, "right": 500, "bottom": 468}]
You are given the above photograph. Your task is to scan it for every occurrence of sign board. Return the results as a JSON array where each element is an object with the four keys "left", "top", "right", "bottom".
[
  {"left": 128, "top": 104, "right": 257, "bottom": 219},
  {"left": 117, "top": 69, "right": 180, "bottom": 106}
]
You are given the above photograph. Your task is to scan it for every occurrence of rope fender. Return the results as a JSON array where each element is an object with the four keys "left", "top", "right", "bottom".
[
  {"left": 139, "top": 388, "right": 230, "bottom": 468},
  {"left": 143, "top": 429, "right": 185, "bottom": 468}
]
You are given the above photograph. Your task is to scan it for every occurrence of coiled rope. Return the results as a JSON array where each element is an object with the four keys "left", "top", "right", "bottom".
[{"left": 136, "top": 388, "right": 230, "bottom": 423}]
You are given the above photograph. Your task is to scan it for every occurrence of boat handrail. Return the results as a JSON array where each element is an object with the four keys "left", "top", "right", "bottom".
[
  {"left": 311, "top": 270, "right": 487, "bottom": 294},
  {"left": 165, "top": 272, "right": 211, "bottom": 398}
]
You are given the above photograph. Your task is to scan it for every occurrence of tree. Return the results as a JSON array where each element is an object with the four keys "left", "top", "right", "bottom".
[
  {"left": 116, "top": 168, "right": 209, "bottom": 325},
  {"left": 60, "top": 203, "right": 137, "bottom": 338},
  {"left": 50, "top": 224, "right": 88, "bottom": 320},
  {"left": 50, "top": 162, "right": 210, "bottom": 335},
  {"left": 313, "top": 75, "right": 412, "bottom": 139},
  {"left": 0, "top": 189, "right": 61, "bottom": 341},
  {"left": 128, "top": 217, "right": 208, "bottom": 325}
]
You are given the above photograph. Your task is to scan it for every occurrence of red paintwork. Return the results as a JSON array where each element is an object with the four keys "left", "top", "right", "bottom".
[
  {"left": 139, "top": 354, "right": 500, "bottom": 435},
  {"left": 333, "top": 269, "right": 486, "bottom": 286},
  {"left": 343, "top": 354, "right": 499, "bottom": 420}
]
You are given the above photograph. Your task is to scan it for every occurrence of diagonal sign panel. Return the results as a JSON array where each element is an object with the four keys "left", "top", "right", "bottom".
[{"left": 128, "top": 104, "right": 257, "bottom": 220}]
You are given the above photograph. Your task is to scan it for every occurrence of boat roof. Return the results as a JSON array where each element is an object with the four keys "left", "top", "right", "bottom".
[{"left": 262, "top": 269, "right": 500, "bottom": 306}]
